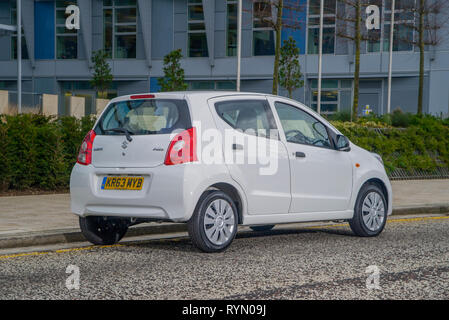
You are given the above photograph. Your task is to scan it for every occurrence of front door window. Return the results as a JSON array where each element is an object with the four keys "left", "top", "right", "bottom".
[{"left": 275, "top": 102, "right": 331, "bottom": 148}]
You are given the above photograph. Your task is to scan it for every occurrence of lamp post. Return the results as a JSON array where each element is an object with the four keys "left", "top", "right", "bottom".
[
  {"left": 317, "top": 0, "right": 324, "bottom": 114},
  {"left": 387, "top": 0, "right": 396, "bottom": 114},
  {"left": 17, "top": 0, "right": 22, "bottom": 114},
  {"left": 236, "top": 0, "right": 242, "bottom": 92}
]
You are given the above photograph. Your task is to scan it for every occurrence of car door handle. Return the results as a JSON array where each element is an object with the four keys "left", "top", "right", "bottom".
[
  {"left": 232, "top": 144, "right": 243, "bottom": 150},
  {"left": 295, "top": 151, "right": 306, "bottom": 158}
]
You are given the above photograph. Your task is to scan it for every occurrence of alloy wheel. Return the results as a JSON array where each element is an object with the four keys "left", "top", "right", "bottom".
[
  {"left": 361, "top": 191, "right": 386, "bottom": 232},
  {"left": 203, "top": 199, "right": 235, "bottom": 246}
]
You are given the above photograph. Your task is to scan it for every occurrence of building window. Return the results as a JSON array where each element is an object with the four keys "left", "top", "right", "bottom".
[
  {"left": 307, "top": 0, "right": 336, "bottom": 54},
  {"left": 366, "top": 0, "right": 382, "bottom": 53},
  {"left": 62, "top": 81, "right": 118, "bottom": 99},
  {"left": 310, "top": 79, "right": 353, "bottom": 114},
  {"left": 188, "top": 81, "right": 236, "bottom": 91},
  {"left": 10, "top": 1, "right": 28, "bottom": 60},
  {"left": 103, "top": 0, "right": 137, "bottom": 59},
  {"left": 56, "top": 0, "right": 78, "bottom": 59},
  {"left": 227, "top": 0, "right": 238, "bottom": 56},
  {"left": 253, "top": 1, "right": 275, "bottom": 55},
  {"left": 188, "top": 0, "right": 208, "bottom": 57},
  {"left": 365, "top": 0, "right": 414, "bottom": 53},
  {"left": 382, "top": 0, "right": 414, "bottom": 52}
]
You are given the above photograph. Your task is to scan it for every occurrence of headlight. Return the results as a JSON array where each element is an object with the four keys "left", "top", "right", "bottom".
[{"left": 372, "top": 153, "right": 383, "bottom": 165}]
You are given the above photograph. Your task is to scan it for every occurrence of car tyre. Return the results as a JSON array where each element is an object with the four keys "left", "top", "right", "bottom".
[
  {"left": 188, "top": 191, "right": 238, "bottom": 253},
  {"left": 349, "top": 183, "right": 387, "bottom": 237},
  {"left": 250, "top": 225, "right": 275, "bottom": 232},
  {"left": 79, "top": 216, "right": 129, "bottom": 245}
]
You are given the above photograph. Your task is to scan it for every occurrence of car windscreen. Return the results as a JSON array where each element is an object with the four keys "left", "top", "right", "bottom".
[{"left": 95, "top": 99, "right": 191, "bottom": 135}]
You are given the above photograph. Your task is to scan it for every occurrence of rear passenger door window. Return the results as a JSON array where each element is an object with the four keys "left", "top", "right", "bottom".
[{"left": 215, "top": 100, "right": 277, "bottom": 138}]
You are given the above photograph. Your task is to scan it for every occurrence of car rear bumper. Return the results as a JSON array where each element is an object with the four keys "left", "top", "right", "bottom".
[{"left": 70, "top": 163, "right": 192, "bottom": 222}]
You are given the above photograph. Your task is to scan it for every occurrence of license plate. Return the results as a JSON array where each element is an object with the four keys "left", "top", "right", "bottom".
[{"left": 101, "top": 176, "right": 144, "bottom": 190}]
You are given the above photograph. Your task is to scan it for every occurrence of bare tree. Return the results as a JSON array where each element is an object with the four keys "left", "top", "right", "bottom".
[
  {"left": 395, "top": 0, "right": 449, "bottom": 114},
  {"left": 338, "top": 0, "right": 449, "bottom": 117},
  {"left": 249, "top": 0, "right": 306, "bottom": 95},
  {"left": 336, "top": 0, "right": 381, "bottom": 120}
]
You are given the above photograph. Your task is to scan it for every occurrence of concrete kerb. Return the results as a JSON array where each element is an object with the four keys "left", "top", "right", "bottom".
[
  {"left": 0, "top": 204, "right": 448, "bottom": 250},
  {"left": 0, "top": 223, "right": 187, "bottom": 250},
  {"left": 392, "top": 203, "right": 449, "bottom": 215}
]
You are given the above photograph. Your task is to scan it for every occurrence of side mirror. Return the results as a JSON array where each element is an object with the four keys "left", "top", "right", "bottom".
[{"left": 336, "top": 135, "right": 351, "bottom": 152}]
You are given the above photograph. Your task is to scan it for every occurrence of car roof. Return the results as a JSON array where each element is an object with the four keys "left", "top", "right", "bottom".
[{"left": 109, "top": 91, "right": 269, "bottom": 104}]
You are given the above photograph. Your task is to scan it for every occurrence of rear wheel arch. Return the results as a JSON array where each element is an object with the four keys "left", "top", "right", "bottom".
[{"left": 199, "top": 183, "right": 244, "bottom": 224}]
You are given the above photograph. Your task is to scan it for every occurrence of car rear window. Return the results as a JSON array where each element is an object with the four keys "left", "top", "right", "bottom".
[{"left": 95, "top": 99, "right": 191, "bottom": 135}]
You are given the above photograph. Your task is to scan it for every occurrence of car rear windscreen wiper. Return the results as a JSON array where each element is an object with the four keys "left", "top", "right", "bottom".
[{"left": 104, "top": 128, "right": 134, "bottom": 142}]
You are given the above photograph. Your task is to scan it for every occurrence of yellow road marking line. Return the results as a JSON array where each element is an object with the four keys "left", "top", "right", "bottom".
[
  {"left": 55, "top": 244, "right": 123, "bottom": 253},
  {"left": 0, "top": 215, "right": 448, "bottom": 260},
  {"left": 0, "top": 244, "right": 123, "bottom": 260},
  {"left": 307, "top": 223, "right": 347, "bottom": 229},
  {"left": 306, "top": 215, "right": 449, "bottom": 229},
  {"left": 0, "top": 251, "right": 51, "bottom": 260},
  {"left": 388, "top": 216, "right": 449, "bottom": 223}
]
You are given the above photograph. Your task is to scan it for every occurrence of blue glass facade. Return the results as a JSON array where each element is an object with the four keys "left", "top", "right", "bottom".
[
  {"left": 0, "top": 0, "right": 448, "bottom": 116},
  {"left": 35, "top": 1, "right": 55, "bottom": 60}
]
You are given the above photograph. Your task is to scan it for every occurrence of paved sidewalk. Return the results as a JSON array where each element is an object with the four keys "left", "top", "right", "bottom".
[{"left": 0, "top": 179, "right": 448, "bottom": 236}]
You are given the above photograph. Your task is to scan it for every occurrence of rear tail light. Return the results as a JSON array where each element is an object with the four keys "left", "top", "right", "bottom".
[
  {"left": 164, "top": 127, "right": 197, "bottom": 166},
  {"left": 77, "top": 130, "right": 96, "bottom": 166}
]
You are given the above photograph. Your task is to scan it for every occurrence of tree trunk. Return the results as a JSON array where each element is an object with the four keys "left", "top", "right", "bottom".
[
  {"left": 272, "top": 0, "right": 283, "bottom": 95},
  {"left": 352, "top": 1, "right": 361, "bottom": 121},
  {"left": 288, "top": 66, "right": 292, "bottom": 98},
  {"left": 417, "top": 0, "right": 425, "bottom": 115}
]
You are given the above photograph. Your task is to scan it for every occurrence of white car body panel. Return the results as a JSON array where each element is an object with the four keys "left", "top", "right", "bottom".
[
  {"left": 207, "top": 96, "right": 291, "bottom": 215},
  {"left": 70, "top": 91, "right": 393, "bottom": 227},
  {"left": 266, "top": 96, "right": 353, "bottom": 213},
  {"left": 92, "top": 134, "right": 170, "bottom": 168}
]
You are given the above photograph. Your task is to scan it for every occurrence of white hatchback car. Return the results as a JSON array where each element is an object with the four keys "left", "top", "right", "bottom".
[{"left": 70, "top": 92, "right": 392, "bottom": 252}]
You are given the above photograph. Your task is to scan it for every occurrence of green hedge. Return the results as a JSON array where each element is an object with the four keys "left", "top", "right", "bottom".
[
  {"left": 332, "top": 116, "right": 449, "bottom": 174},
  {"left": 0, "top": 114, "right": 96, "bottom": 191},
  {"left": 0, "top": 114, "right": 447, "bottom": 192}
]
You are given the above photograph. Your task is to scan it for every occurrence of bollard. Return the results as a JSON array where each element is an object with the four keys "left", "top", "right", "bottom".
[{"left": 42, "top": 94, "right": 59, "bottom": 117}]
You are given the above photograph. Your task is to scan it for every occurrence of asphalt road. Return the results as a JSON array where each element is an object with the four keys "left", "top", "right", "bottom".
[{"left": 1, "top": 214, "right": 448, "bottom": 300}]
